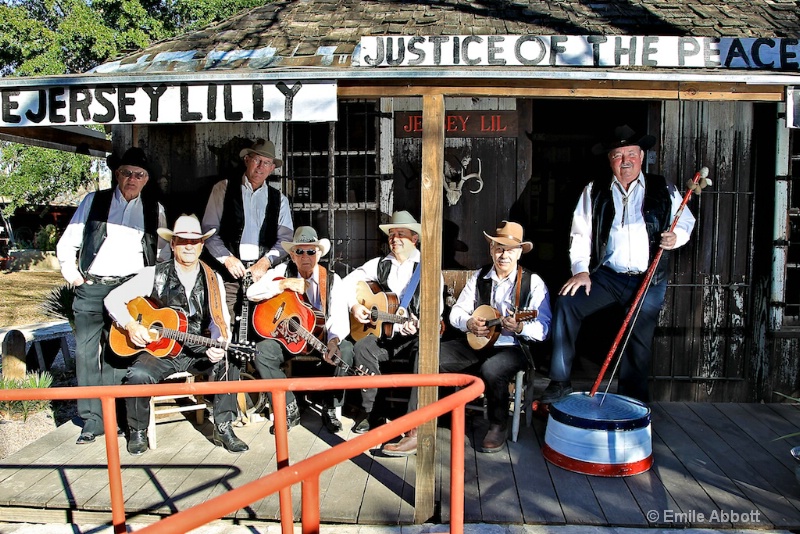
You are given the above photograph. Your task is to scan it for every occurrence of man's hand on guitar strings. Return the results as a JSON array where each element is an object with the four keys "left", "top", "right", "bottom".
[
  {"left": 325, "top": 338, "right": 342, "bottom": 366},
  {"left": 399, "top": 314, "right": 418, "bottom": 336},
  {"left": 501, "top": 315, "right": 521, "bottom": 334},
  {"left": 351, "top": 303, "right": 371, "bottom": 324},
  {"left": 207, "top": 337, "right": 226, "bottom": 363},
  {"left": 124, "top": 320, "right": 154, "bottom": 347},
  {"left": 467, "top": 316, "right": 490, "bottom": 338}
]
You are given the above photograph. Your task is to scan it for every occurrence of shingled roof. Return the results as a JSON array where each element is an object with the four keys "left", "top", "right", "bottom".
[{"left": 92, "top": 0, "right": 800, "bottom": 74}]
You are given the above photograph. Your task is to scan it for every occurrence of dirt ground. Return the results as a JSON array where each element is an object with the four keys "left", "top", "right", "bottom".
[{"left": 0, "top": 270, "right": 66, "bottom": 327}]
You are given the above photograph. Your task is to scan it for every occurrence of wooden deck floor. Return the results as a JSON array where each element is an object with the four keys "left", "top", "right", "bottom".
[{"left": 1, "top": 401, "right": 799, "bottom": 529}]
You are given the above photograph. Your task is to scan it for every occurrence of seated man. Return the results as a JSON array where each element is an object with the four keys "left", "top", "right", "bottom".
[
  {"left": 383, "top": 221, "right": 551, "bottom": 456},
  {"left": 339, "top": 210, "right": 443, "bottom": 434},
  {"left": 105, "top": 214, "right": 248, "bottom": 456},
  {"left": 246, "top": 226, "right": 354, "bottom": 434}
]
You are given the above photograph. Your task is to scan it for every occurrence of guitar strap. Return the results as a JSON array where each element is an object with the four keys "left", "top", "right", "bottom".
[
  {"left": 399, "top": 261, "right": 421, "bottom": 311},
  {"left": 201, "top": 261, "right": 229, "bottom": 340},
  {"left": 514, "top": 265, "right": 523, "bottom": 311},
  {"left": 318, "top": 266, "right": 328, "bottom": 314}
]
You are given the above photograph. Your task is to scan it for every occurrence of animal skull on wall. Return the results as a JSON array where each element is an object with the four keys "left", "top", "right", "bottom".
[{"left": 443, "top": 154, "right": 484, "bottom": 206}]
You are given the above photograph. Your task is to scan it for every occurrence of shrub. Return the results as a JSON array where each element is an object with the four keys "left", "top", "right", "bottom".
[
  {"left": 40, "top": 283, "right": 76, "bottom": 326},
  {"left": 34, "top": 224, "right": 60, "bottom": 251},
  {"left": 0, "top": 371, "right": 54, "bottom": 421}
]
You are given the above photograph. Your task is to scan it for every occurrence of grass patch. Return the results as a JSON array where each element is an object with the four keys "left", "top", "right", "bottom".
[{"left": 0, "top": 271, "right": 66, "bottom": 327}]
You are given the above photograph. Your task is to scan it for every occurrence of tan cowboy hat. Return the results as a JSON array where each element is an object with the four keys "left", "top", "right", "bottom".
[
  {"left": 157, "top": 214, "right": 216, "bottom": 241},
  {"left": 239, "top": 139, "right": 283, "bottom": 168},
  {"left": 484, "top": 221, "right": 533, "bottom": 253},
  {"left": 379, "top": 210, "right": 422, "bottom": 235},
  {"left": 281, "top": 226, "right": 331, "bottom": 257}
]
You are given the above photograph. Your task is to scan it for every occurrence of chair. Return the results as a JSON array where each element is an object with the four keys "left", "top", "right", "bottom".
[
  {"left": 147, "top": 371, "right": 207, "bottom": 449},
  {"left": 464, "top": 369, "right": 530, "bottom": 443}
]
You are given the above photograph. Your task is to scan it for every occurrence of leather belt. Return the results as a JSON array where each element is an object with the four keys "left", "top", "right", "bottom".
[
  {"left": 85, "top": 274, "right": 134, "bottom": 286},
  {"left": 242, "top": 260, "right": 258, "bottom": 268},
  {"left": 601, "top": 265, "right": 643, "bottom": 277}
]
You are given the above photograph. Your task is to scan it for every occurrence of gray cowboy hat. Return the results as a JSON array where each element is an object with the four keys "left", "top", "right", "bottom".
[
  {"left": 157, "top": 214, "right": 216, "bottom": 241},
  {"left": 280, "top": 226, "right": 331, "bottom": 257},
  {"left": 239, "top": 139, "right": 283, "bottom": 168},
  {"left": 591, "top": 125, "right": 656, "bottom": 156},
  {"left": 379, "top": 211, "right": 422, "bottom": 235},
  {"left": 484, "top": 221, "right": 533, "bottom": 254}
]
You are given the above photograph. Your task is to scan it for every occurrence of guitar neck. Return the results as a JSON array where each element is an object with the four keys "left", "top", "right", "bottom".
[
  {"left": 156, "top": 326, "right": 229, "bottom": 352},
  {"left": 238, "top": 275, "right": 253, "bottom": 341},
  {"left": 371, "top": 309, "right": 417, "bottom": 326},
  {"left": 286, "top": 319, "right": 368, "bottom": 376}
]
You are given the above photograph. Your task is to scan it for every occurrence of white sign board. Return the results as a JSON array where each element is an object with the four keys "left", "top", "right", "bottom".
[
  {"left": 0, "top": 81, "right": 338, "bottom": 127},
  {"left": 789, "top": 87, "right": 800, "bottom": 129},
  {"left": 358, "top": 35, "right": 800, "bottom": 70}
]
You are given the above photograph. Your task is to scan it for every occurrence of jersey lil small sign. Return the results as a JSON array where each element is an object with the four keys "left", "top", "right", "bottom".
[{"left": 395, "top": 111, "right": 518, "bottom": 138}]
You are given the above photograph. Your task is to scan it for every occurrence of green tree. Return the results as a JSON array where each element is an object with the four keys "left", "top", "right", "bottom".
[{"left": 0, "top": 0, "right": 265, "bottom": 214}]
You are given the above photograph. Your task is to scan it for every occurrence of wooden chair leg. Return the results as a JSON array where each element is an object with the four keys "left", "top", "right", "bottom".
[{"left": 511, "top": 369, "right": 524, "bottom": 442}]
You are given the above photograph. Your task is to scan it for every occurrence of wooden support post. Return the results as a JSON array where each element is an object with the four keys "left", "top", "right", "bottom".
[
  {"left": 415, "top": 93, "right": 445, "bottom": 523},
  {"left": 2, "top": 330, "right": 27, "bottom": 380}
]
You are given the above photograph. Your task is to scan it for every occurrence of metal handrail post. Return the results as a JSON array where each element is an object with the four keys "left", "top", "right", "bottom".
[
  {"left": 450, "top": 403, "right": 465, "bottom": 532},
  {"left": 101, "top": 395, "right": 126, "bottom": 534},
  {"left": 302, "top": 475, "right": 320, "bottom": 533},
  {"left": 272, "top": 390, "right": 293, "bottom": 533}
]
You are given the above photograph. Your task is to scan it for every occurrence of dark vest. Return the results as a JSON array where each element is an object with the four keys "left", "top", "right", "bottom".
[
  {"left": 284, "top": 262, "right": 333, "bottom": 314},
  {"left": 589, "top": 173, "right": 673, "bottom": 282},
  {"left": 377, "top": 256, "right": 420, "bottom": 317},
  {"left": 151, "top": 262, "right": 209, "bottom": 356},
  {"left": 78, "top": 188, "right": 159, "bottom": 275},
  {"left": 218, "top": 177, "right": 281, "bottom": 258}
]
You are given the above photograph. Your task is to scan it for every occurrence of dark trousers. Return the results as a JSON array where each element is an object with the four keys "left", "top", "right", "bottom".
[
  {"left": 548, "top": 266, "right": 668, "bottom": 402},
  {"left": 352, "top": 335, "right": 418, "bottom": 413},
  {"left": 72, "top": 282, "right": 129, "bottom": 435},
  {"left": 254, "top": 337, "right": 354, "bottom": 408},
  {"left": 407, "top": 339, "right": 528, "bottom": 426},
  {"left": 124, "top": 352, "right": 240, "bottom": 431}
]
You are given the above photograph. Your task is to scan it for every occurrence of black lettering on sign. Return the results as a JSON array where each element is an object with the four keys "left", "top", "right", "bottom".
[
  {"left": 408, "top": 36, "right": 426, "bottom": 65},
  {"left": 2, "top": 91, "right": 21, "bottom": 124},
  {"left": 363, "top": 36, "right": 384, "bottom": 66},
  {"left": 487, "top": 36, "right": 505, "bottom": 65},
  {"left": 118, "top": 86, "right": 137, "bottom": 122},
  {"left": 180, "top": 84, "right": 203, "bottom": 121},
  {"left": 751, "top": 38, "right": 775, "bottom": 68},
  {"left": 781, "top": 39, "right": 799, "bottom": 70},
  {"left": 207, "top": 83, "right": 217, "bottom": 120},
  {"left": 642, "top": 37, "right": 658, "bottom": 67},
  {"left": 69, "top": 87, "right": 93, "bottom": 122},
  {"left": 252, "top": 84, "right": 271, "bottom": 120},
  {"left": 615, "top": 36, "right": 637, "bottom": 66},
  {"left": 725, "top": 38, "right": 751, "bottom": 68},
  {"left": 141, "top": 84, "right": 167, "bottom": 122},
  {"left": 93, "top": 87, "right": 116, "bottom": 123},
  {"left": 25, "top": 90, "right": 47, "bottom": 124},
  {"left": 223, "top": 84, "right": 243, "bottom": 121},
  {"left": 463, "top": 36, "right": 482, "bottom": 66},
  {"left": 48, "top": 87, "right": 67, "bottom": 124},
  {"left": 386, "top": 37, "right": 405, "bottom": 66},
  {"left": 515, "top": 36, "right": 545, "bottom": 65},
  {"left": 429, "top": 36, "right": 448, "bottom": 65},
  {"left": 276, "top": 81, "right": 302, "bottom": 122},
  {"left": 550, "top": 36, "right": 568, "bottom": 66},
  {"left": 678, "top": 37, "right": 700, "bottom": 66},
  {"left": 705, "top": 38, "right": 721, "bottom": 67},
  {"left": 587, "top": 36, "right": 607, "bottom": 66}
]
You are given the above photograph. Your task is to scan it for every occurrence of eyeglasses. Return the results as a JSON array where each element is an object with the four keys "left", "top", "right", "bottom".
[
  {"left": 174, "top": 237, "right": 203, "bottom": 246},
  {"left": 118, "top": 169, "right": 148, "bottom": 180},
  {"left": 292, "top": 248, "right": 317, "bottom": 256},
  {"left": 248, "top": 156, "right": 275, "bottom": 169}
]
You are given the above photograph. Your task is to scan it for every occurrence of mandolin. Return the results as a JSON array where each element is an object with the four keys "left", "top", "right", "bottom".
[
  {"left": 253, "top": 288, "right": 373, "bottom": 376},
  {"left": 109, "top": 297, "right": 256, "bottom": 361},
  {"left": 466, "top": 304, "right": 539, "bottom": 351}
]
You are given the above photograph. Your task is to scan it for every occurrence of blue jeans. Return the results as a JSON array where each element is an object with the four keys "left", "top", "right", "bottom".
[{"left": 548, "top": 266, "right": 667, "bottom": 402}]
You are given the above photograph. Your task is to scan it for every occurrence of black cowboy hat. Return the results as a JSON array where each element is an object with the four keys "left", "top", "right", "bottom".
[
  {"left": 591, "top": 124, "right": 656, "bottom": 156},
  {"left": 107, "top": 147, "right": 152, "bottom": 176}
]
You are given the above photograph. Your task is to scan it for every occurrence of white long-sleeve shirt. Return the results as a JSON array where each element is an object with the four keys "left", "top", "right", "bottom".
[
  {"left": 246, "top": 262, "right": 350, "bottom": 342},
  {"left": 201, "top": 177, "right": 293, "bottom": 264},
  {"left": 56, "top": 188, "right": 168, "bottom": 283},
  {"left": 449, "top": 266, "right": 551, "bottom": 346},
  {"left": 569, "top": 172, "right": 696, "bottom": 276}
]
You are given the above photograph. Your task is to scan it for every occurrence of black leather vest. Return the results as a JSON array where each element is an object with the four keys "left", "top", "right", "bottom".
[
  {"left": 78, "top": 188, "right": 159, "bottom": 275},
  {"left": 377, "top": 257, "right": 420, "bottom": 317},
  {"left": 218, "top": 177, "right": 280, "bottom": 258},
  {"left": 151, "top": 262, "right": 209, "bottom": 355},
  {"left": 475, "top": 264, "right": 533, "bottom": 309},
  {"left": 589, "top": 173, "right": 673, "bottom": 281}
]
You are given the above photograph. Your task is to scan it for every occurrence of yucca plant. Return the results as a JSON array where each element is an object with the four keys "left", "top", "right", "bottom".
[
  {"left": 0, "top": 371, "right": 53, "bottom": 421},
  {"left": 40, "top": 283, "right": 75, "bottom": 327}
]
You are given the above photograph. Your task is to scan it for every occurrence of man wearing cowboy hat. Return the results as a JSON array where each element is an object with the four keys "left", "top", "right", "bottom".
[
  {"left": 246, "top": 226, "right": 354, "bottom": 434},
  {"left": 202, "top": 138, "right": 294, "bottom": 335},
  {"left": 57, "top": 146, "right": 168, "bottom": 445},
  {"left": 105, "top": 214, "right": 248, "bottom": 456},
  {"left": 383, "top": 221, "right": 552, "bottom": 456},
  {"left": 540, "top": 124, "right": 696, "bottom": 405},
  {"left": 338, "top": 210, "right": 444, "bottom": 435}
]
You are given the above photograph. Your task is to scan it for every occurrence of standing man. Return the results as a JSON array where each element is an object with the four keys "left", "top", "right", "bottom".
[
  {"left": 246, "top": 226, "right": 354, "bottom": 434},
  {"left": 202, "top": 139, "right": 294, "bottom": 334},
  {"left": 541, "top": 125, "right": 696, "bottom": 404},
  {"left": 105, "top": 215, "right": 247, "bottom": 456},
  {"left": 56, "top": 147, "right": 167, "bottom": 445},
  {"left": 383, "top": 221, "right": 551, "bottom": 456},
  {"left": 341, "top": 210, "right": 443, "bottom": 434}
]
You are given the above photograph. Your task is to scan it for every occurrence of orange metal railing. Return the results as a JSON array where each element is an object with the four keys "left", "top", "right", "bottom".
[{"left": 0, "top": 373, "right": 483, "bottom": 534}]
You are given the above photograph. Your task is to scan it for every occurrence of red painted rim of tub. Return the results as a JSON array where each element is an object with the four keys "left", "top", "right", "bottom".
[{"left": 543, "top": 443, "right": 653, "bottom": 477}]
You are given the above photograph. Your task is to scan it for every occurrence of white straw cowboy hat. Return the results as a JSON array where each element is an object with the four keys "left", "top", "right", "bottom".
[
  {"left": 484, "top": 221, "right": 533, "bottom": 254},
  {"left": 157, "top": 214, "right": 216, "bottom": 241},
  {"left": 379, "top": 211, "right": 422, "bottom": 235},
  {"left": 239, "top": 139, "right": 283, "bottom": 168},
  {"left": 281, "top": 226, "right": 331, "bottom": 257}
]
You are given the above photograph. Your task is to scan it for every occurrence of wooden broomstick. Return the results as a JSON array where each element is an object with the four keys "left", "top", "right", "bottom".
[{"left": 590, "top": 166, "right": 711, "bottom": 398}]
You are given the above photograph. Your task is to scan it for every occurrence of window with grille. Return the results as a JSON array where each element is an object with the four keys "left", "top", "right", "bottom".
[
  {"left": 785, "top": 130, "right": 800, "bottom": 326},
  {"left": 283, "top": 100, "right": 384, "bottom": 275}
]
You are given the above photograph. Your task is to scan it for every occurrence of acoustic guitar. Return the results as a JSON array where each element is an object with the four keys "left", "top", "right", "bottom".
[
  {"left": 253, "top": 288, "right": 373, "bottom": 376},
  {"left": 109, "top": 297, "right": 256, "bottom": 361},
  {"left": 349, "top": 280, "right": 417, "bottom": 342},
  {"left": 466, "top": 304, "right": 539, "bottom": 351}
]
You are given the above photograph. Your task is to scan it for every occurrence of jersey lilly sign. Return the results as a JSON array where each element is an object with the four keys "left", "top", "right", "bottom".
[
  {"left": 0, "top": 81, "right": 338, "bottom": 127},
  {"left": 358, "top": 35, "right": 800, "bottom": 70}
]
